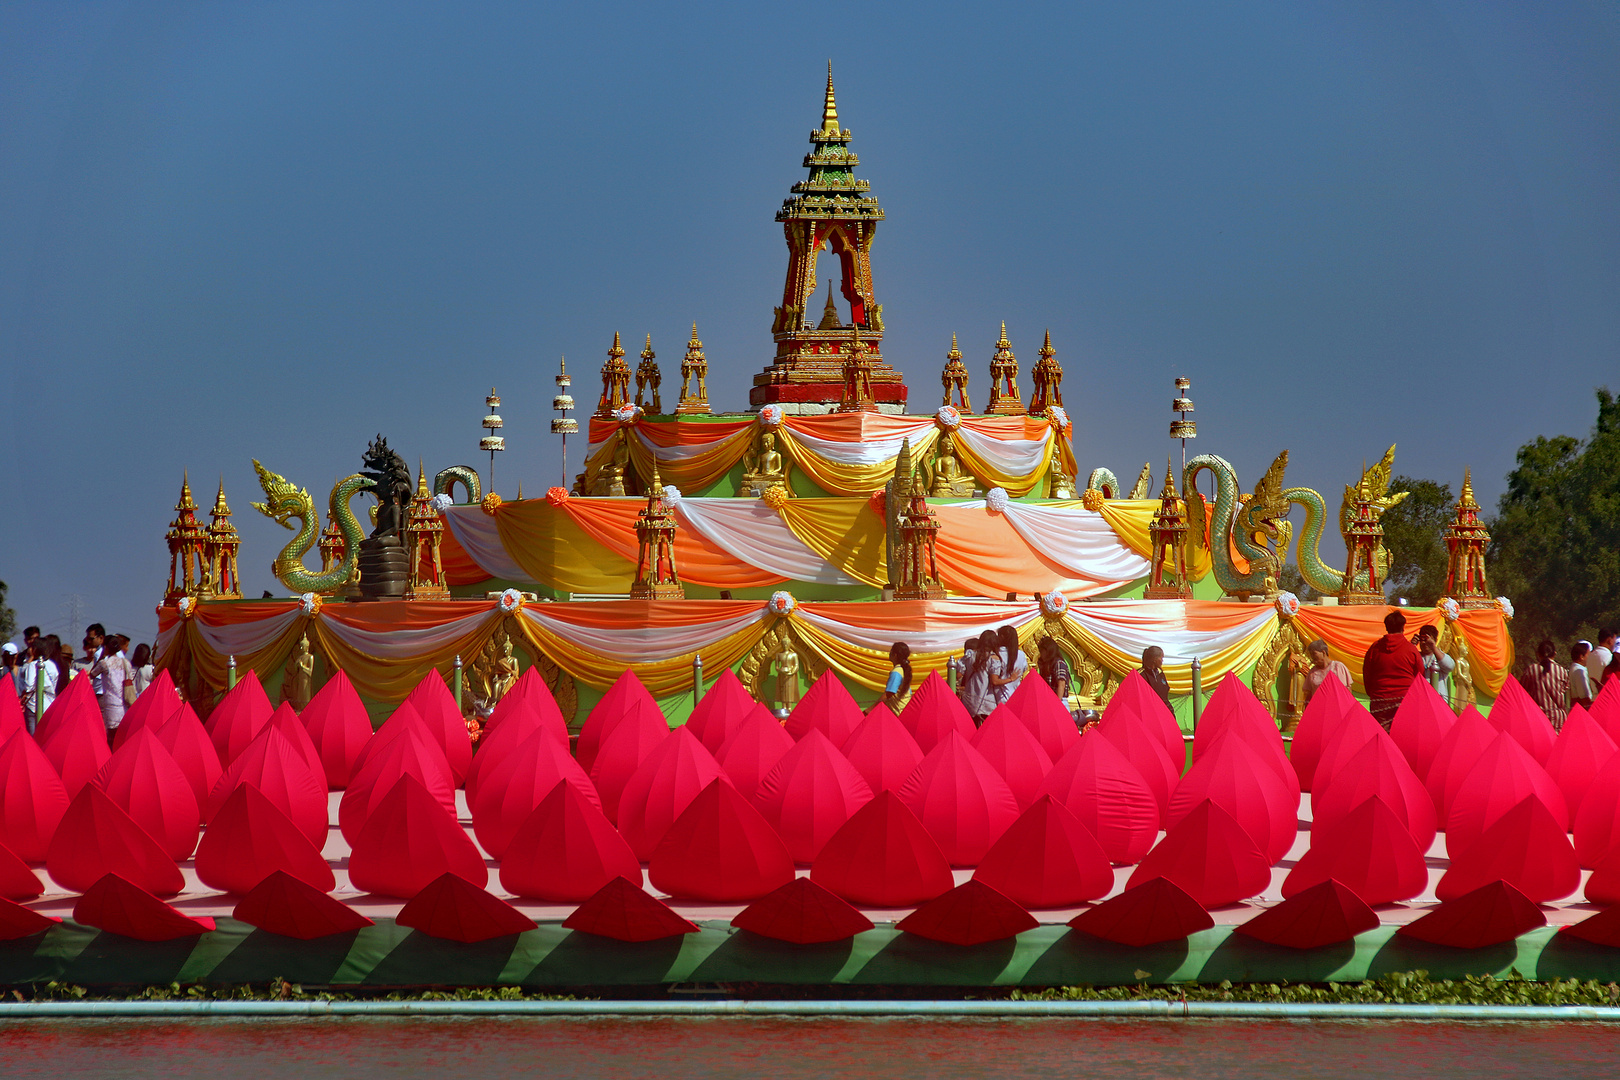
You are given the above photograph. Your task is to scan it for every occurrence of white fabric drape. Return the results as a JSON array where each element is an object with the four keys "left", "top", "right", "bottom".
[
  {"left": 442, "top": 507, "right": 531, "bottom": 583},
  {"left": 794, "top": 603, "right": 1044, "bottom": 655},
  {"left": 1065, "top": 601, "right": 1277, "bottom": 662},
  {"left": 194, "top": 607, "right": 303, "bottom": 657},
  {"left": 781, "top": 418, "right": 936, "bottom": 465},
  {"left": 675, "top": 499, "right": 858, "bottom": 585},
  {"left": 520, "top": 605, "right": 768, "bottom": 663},
  {"left": 320, "top": 607, "right": 497, "bottom": 659},
  {"left": 997, "top": 503, "right": 1152, "bottom": 583},
  {"left": 953, "top": 423, "right": 1053, "bottom": 479}
]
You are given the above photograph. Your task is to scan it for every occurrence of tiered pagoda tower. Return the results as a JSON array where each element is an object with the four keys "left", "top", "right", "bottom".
[{"left": 751, "top": 66, "right": 907, "bottom": 414}]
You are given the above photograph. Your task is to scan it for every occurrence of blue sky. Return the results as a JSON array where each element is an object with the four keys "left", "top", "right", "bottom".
[{"left": 3, "top": 1, "right": 1616, "bottom": 645}]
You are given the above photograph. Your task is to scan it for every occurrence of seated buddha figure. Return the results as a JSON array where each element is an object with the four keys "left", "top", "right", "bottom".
[
  {"left": 928, "top": 432, "right": 977, "bottom": 497},
  {"left": 739, "top": 430, "right": 791, "bottom": 497}
]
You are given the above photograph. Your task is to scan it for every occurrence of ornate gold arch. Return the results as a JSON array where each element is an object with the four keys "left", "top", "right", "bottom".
[
  {"left": 739, "top": 621, "right": 829, "bottom": 704},
  {"left": 1025, "top": 614, "right": 1117, "bottom": 709},
  {"left": 1436, "top": 617, "right": 1476, "bottom": 712},
  {"left": 1253, "top": 616, "right": 1308, "bottom": 726},
  {"left": 503, "top": 615, "right": 578, "bottom": 725}
]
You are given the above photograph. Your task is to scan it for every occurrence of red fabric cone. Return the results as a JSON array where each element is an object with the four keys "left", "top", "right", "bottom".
[
  {"left": 298, "top": 671, "right": 374, "bottom": 789},
  {"left": 897, "top": 731, "right": 1020, "bottom": 865},
  {"left": 731, "top": 877, "right": 874, "bottom": 944},
  {"left": 1068, "top": 876, "right": 1213, "bottom": 946},
  {"left": 470, "top": 725, "right": 599, "bottom": 859},
  {"left": 33, "top": 675, "right": 96, "bottom": 746},
  {"left": 339, "top": 721, "right": 456, "bottom": 844},
  {"left": 0, "top": 897, "right": 59, "bottom": 940},
  {"left": 1040, "top": 732, "right": 1161, "bottom": 865},
  {"left": 617, "top": 726, "right": 726, "bottom": 859},
  {"left": 397, "top": 872, "right": 537, "bottom": 943},
  {"left": 205, "top": 673, "right": 274, "bottom": 766},
  {"left": 400, "top": 669, "right": 473, "bottom": 785},
  {"left": 0, "top": 729, "right": 69, "bottom": 862},
  {"left": 232, "top": 870, "right": 373, "bottom": 939},
  {"left": 38, "top": 692, "right": 110, "bottom": 800},
  {"left": 1558, "top": 904, "right": 1620, "bottom": 947},
  {"left": 1284, "top": 795, "right": 1429, "bottom": 905},
  {"left": 839, "top": 704, "right": 924, "bottom": 795},
  {"left": 267, "top": 703, "right": 322, "bottom": 779},
  {"left": 1099, "top": 708, "right": 1179, "bottom": 817},
  {"left": 1582, "top": 845, "right": 1620, "bottom": 905},
  {"left": 785, "top": 670, "right": 864, "bottom": 748},
  {"left": 209, "top": 726, "right": 329, "bottom": 849},
  {"left": 1126, "top": 799, "right": 1271, "bottom": 908},
  {"left": 1545, "top": 705, "right": 1618, "bottom": 822},
  {"left": 811, "top": 790, "right": 954, "bottom": 907},
  {"left": 463, "top": 706, "right": 544, "bottom": 807},
  {"left": 973, "top": 795, "right": 1114, "bottom": 908},
  {"left": 1193, "top": 673, "right": 1286, "bottom": 763},
  {"left": 348, "top": 774, "right": 487, "bottom": 898},
  {"left": 112, "top": 669, "right": 182, "bottom": 751},
  {"left": 195, "top": 783, "right": 334, "bottom": 895},
  {"left": 94, "top": 729, "right": 199, "bottom": 861},
  {"left": 588, "top": 703, "right": 672, "bottom": 825},
  {"left": 1591, "top": 679, "right": 1620, "bottom": 741},
  {"left": 683, "top": 668, "right": 755, "bottom": 755},
  {"left": 756, "top": 729, "right": 874, "bottom": 863},
  {"left": 1398, "top": 880, "right": 1544, "bottom": 948},
  {"left": 971, "top": 705, "right": 1054, "bottom": 812},
  {"left": 1312, "top": 732, "right": 1436, "bottom": 853},
  {"left": 1388, "top": 677, "right": 1457, "bottom": 783},
  {"left": 0, "top": 673, "right": 22, "bottom": 743},
  {"left": 649, "top": 779, "right": 795, "bottom": 901},
  {"left": 1288, "top": 671, "right": 1360, "bottom": 792},
  {"left": 897, "top": 879, "right": 1038, "bottom": 945},
  {"left": 1167, "top": 731, "right": 1295, "bottom": 864},
  {"left": 563, "top": 875, "right": 700, "bottom": 942},
  {"left": 576, "top": 670, "right": 661, "bottom": 776},
  {"left": 1006, "top": 675, "right": 1081, "bottom": 763},
  {"left": 898, "top": 671, "right": 976, "bottom": 752},
  {"left": 1486, "top": 676, "right": 1557, "bottom": 765},
  {"left": 717, "top": 705, "right": 795, "bottom": 801},
  {"left": 1425, "top": 705, "right": 1498, "bottom": 820},
  {"left": 153, "top": 703, "right": 222, "bottom": 811},
  {"left": 350, "top": 700, "right": 431, "bottom": 779},
  {"left": 1101, "top": 670, "right": 1184, "bottom": 768},
  {"left": 46, "top": 784, "right": 184, "bottom": 897},
  {"left": 1308, "top": 709, "right": 1386, "bottom": 799},
  {"left": 1236, "top": 879, "right": 1378, "bottom": 949},
  {"left": 1438, "top": 795, "right": 1580, "bottom": 903},
  {"left": 0, "top": 841, "right": 43, "bottom": 901},
  {"left": 1575, "top": 752, "right": 1620, "bottom": 868},
  {"left": 1445, "top": 733, "right": 1567, "bottom": 856},
  {"left": 74, "top": 873, "right": 214, "bottom": 940},
  {"left": 483, "top": 666, "right": 569, "bottom": 745},
  {"left": 500, "top": 780, "right": 643, "bottom": 903}
]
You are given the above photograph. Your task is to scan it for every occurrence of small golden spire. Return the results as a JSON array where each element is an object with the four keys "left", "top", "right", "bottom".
[
  {"left": 817, "top": 280, "right": 841, "bottom": 329},
  {"left": 948, "top": 333, "right": 961, "bottom": 359},
  {"left": 1459, "top": 467, "right": 1478, "bottom": 509},
  {"left": 178, "top": 470, "right": 195, "bottom": 510},
  {"left": 212, "top": 477, "right": 231, "bottom": 517},
  {"left": 1041, "top": 328, "right": 1053, "bottom": 357},
  {"left": 642, "top": 333, "right": 654, "bottom": 359},
  {"left": 517, "top": 481, "right": 523, "bottom": 500},
  {"left": 997, "top": 321, "right": 1011, "bottom": 348},
  {"left": 416, "top": 459, "right": 428, "bottom": 497},
  {"left": 649, "top": 463, "right": 665, "bottom": 498},
  {"left": 1161, "top": 457, "right": 1177, "bottom": 500},
  {"left": 610, "top": 330, "right": 623, "bottom": 358},
  {"left": 822, "top": 61, "right": 839, "bottom": 133}
]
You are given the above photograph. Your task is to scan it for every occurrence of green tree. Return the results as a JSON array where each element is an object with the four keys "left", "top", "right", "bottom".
[
  {"left": 0, "top": 580, "right": 14, "bottom": 643},
  {"left": 1381, "top": 476, "right": 1454, "bottom": 605},
  {"left": 1490, "top": 388, "right": 1620, "bottom": 655}
]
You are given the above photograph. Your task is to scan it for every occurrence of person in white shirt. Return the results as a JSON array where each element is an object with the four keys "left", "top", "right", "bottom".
[
  {"left": 17, "top": 643, "right": 57, "bottom": 735},
  {"left": 1571, "top": 642, "right": 1595, "bottom": 711},
  {"left": 130, "top": 643, "right": 155, "bottom": 698},
  {"left": 990, "top": 624, "right": 1029, "bottom": 706},
  {"left": 89, "top": 633, "right": 133, "bottom": 735},
  {"left": 1417, "top": 625, "right": 1456, "bottom": 702},
  {"left": 1589, "top": 629, "right": 1617, "bottom": 686},
  {"left": 82, "top": 624, "right": 106, "bottom": 698}
]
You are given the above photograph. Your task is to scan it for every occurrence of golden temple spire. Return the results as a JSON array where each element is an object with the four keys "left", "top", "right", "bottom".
[
  {"left": 817, "top": 280, "right": 841, "bottom": 329},
  {"left": 822, "top": 61, "right": 839, "bottom": 133},
  {"left": 1160, "top": 457, "right": 1177, "bottom": 500},
  {"left": 1459, "top": 467, "right": 1478, "bottom": 509},
  {"left": 212, "top": 477, "right": 231, "bottom": 518},
  {"left": 649, "top": 463, "right": 664, "bottom": 498},
  {"left": 178, "top": 470, "right": 196, "bottom": 511},
  {"left": 417, "top": 459, "right": 428, "bottom": 497},
  {"left": 949, "top": 332, "right": 960, "bottom": 356}
]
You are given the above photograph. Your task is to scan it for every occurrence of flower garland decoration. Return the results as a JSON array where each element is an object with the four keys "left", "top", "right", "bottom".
[
  {"left": 430, "top": 493, "right": 453, "bottom": 513},
  {"left": 613, "top": 403, "right": 641, "bottom": 424},
  {"left": 985, "top": 487, "right": 1010, "bottom": 513},
  {"left": 480, "top": 491, "right": 503, "bottom": 515},
  {"left": 1046, "top": 405, "right": 1071, "bottom": 432},
  {"left": 758, "top": 404, "right": 784, "bottom": 428},
  {"left": 1439, "top": 597, "right": 1461, "bottom": 622},
  {"left": 867, "top": 489, "right": 886, "bottom": 518},
  {"left": 762, "top": 483, "right": 791, "bottom": 510},
  {"left": 176, "top": 596, "right": 196, "bottom": 619},
  {"left": 545, "top": 486, "right": 570, "bottom": 507},
  {"left": 298, "top": 592, "right": 322, "bottom": 617},
  {"left": 497, "top": 588, "right": 524, "bottom": 614},
  {"left": 1080, "top": 488, "right": 1105, "bottom": 511},
  {"left": 766, "top": 590, "right": 797, "bottom": 616},
  {"left": 1040, "top": 589, "right": 1069, "bottom": 617},
  {"left": 659, "top": 484, "right": 682, "bottom": 509},
  {"left": 935, "top": 405, "right": 961, "bottom": 430},
  {"left": 1496, "top": 596, "right": 1514, "bottom": 619},
  {"left": 1275, "top": 591, "right": 1301, "bottom": 618}
]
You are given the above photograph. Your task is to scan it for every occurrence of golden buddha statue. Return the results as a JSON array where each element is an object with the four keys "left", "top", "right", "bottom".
[
  {"left": 592, "top": 432, "right": 631, "bottom": 496},
  {"left": 739, "top": 430, "right": 791, "bottom": 498},
  {"left": 489, "top": 633, "right": 519, "bottom": 706},
  {"left": 1046, "top": 459, "right": 1077, "bottom": 499},
  {"left": 927, "top": 432, "right": 976, "bottom": 497},
  {"left": 282, "top": 633, "right": 315, "bottom": 712},
  {"left": 773, "top": 642, "right": 801, "bottom": 712}
]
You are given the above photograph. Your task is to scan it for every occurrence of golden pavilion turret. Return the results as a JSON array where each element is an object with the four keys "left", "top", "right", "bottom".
[
  {"left": 597, "top": 332, "right": 632, "bottom": 418},
  {"left": 403, "top": 462, "right": 449, "bottom": 600},
  {"left": 1340, "top": 477, "right": 1386, "bottom": 605},
  {"left": 635, "top": 334, "right": 662, "bottom": 414},
  {"left": 986, "top": 323, "right": 1026, "bottom": 415},
  {"left": 941, "top": 333, "right": 971, "bottom": 412},
  {"left": 1028, "top": 330, "right": 1063, "bottom": 414},
  {"left": 890, "top": 438, "right": 946, "bottom": 600},
  {"left": 1445, "top": 469, "right": 1494, "bottom": 607},
  {"left": 164, "top": 473, "right": 210, "bottom": 603},
  {"left": 630, "top": 467, "right": 684, "bottom": 599},
  {"left": 206, "top": 479, "right": 242, "bottom": 600},
  {"left": 1144, "top": 460, "right": 1192, "bottom": 600},
  {"left": 675, "top": 324, "right": 710, "bottom": 415}
]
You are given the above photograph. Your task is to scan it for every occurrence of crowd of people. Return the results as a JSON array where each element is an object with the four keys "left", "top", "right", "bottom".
[{"left": 2, "top": 623, "right": 155, "bottom": 740}]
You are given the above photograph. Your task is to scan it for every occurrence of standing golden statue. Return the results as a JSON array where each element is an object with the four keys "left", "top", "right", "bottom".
[
  {"left": 282, "top": 633, "right": 315, "bottom": 712},
  {"left": 773, "top": 641, "right": 801, "bottom": 714}
]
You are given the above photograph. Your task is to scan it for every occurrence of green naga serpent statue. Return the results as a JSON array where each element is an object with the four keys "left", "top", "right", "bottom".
[
  {"left": 432, "top": 465, "right": 481, "bottom": 503},
  {"left": 1285, "top": 445, "right": 1409, "bottom": 596},
  {"left": 1183, "top": 450, "right": 1293, "bottom": 601},
  {"left": 250, "top": 460, "right": 374, "bottom": 594}
]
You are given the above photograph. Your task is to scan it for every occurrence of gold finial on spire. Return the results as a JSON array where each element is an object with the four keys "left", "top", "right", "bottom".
[
  {"left": 1460, "top": 467, "right": 1478, "bottom": 509},
  {"left": 212, "top": 477, "right": 231, "bottom": 517},
  {"left": 817, "top": 279, "right": 841, "bottom": 329},
  {"left": 949, "top": 332, "right": 960, "bottom": 358},
  {"left": 1161, "top": 457, "right": 1178, "bottom": 500},
  {"left": 417, "top": 459, "right": 428, "bottom": 497},
  {"left": 822, "top": 61, "right": 839, "bottom": 133},
  {"left": 178, "top": 470, "right": 196, "bottom": 510}
]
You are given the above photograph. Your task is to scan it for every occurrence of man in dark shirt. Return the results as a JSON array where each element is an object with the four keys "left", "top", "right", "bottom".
[
  {"left": 1362, "top": 610, "right": 1424, "bottom": 730},
  {"left": 1141, "top": 646, "right": 1172, "bottom": 711}
]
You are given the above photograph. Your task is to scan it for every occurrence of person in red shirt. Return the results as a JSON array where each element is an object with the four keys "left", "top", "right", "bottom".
[{"left": 1362, "top": 610, "right": 1424, "bottom": 730}]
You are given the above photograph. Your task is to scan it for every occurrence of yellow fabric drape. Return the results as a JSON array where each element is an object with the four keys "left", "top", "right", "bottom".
[
  {"left": 1059, "top": 611, "right": 1280, "bottom": 695},
  {"left": 951, "top": 432, "right": 1055, "bottom": 497},
  {"left": 787, "top": 614, "right": 953, "bottom": 691},
  {"left": 493, "top": 501, "right": 637, "bottom": 593},
  {"left": 308, "top": 615, "right": 503, "bottom": 703},
  {"left": 774, "top": 426, "right": 941, "bottom": 496},
  {"left": 511, "top": 612, "right": 766, "bottom": 696},
  {"left": 178, "top": 614, "right": 310, "bottom": 697},
  {"left": 774, "top": 499, "right": 889, "bottom": 587},
  {"left": 1095, "top": 498, "right": 1213, "bottom": 582},
  {"left": 624, "top": 426, "right": 754, "bottom": 491}
]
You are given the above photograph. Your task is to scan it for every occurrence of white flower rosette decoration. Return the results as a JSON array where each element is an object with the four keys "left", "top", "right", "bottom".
[
  {"left": 1046, "top": 405, "right": 1070, "bottom": 432},
  {"left": 430, "top": 493, "right": 453, "bottom": 513},
  {"left": 1040, "top": 589, "right": 1069, "bottom": 618},
  {"left": 1496, "top": 596, "right": 1514, "bottom": 619},
  {"left": 985, "top": 487, "right": 1010, "bottom": 514},
  {"left": 758, "top": 404, "right": 784, "bottom": 428},
  {"left": 1439, "top": 597, "right": 1461, "bottom": 622},
  {"left": 298, "top": 592, "right": 321, "bottom": 616},
  {"left": 1275, "top": 591, "right": 1301, "bottom": 618},
  {"left": 613, "top": 403, "right": 641, "bottom": 424},
  {"left": 766, "top": 590, "right": 797, "bottom": 616},
  {"left": 176, "top": 596, "right": 196, "bottom": 619},
  {"left": 935, "top": 405, "right": 962, "bottom": 430},
  {"left": 497, "top": 588, "right": 524, "bottom": 614},
  {"left": 659, "top": 484, "right": 682, "bottom": 510}
]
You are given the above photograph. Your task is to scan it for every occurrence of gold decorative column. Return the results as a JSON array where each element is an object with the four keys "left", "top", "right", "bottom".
[
  {"left": 1445, "top": 469, "right": 1494, "bottom": 608},
  {"left": 1144, "top": 460, "right": 1193, "bottom": 599},
  {"left": 403, "top": 463, "right": 449, "bottom": 600},
  {"left": 630, "top": 467, "right": 685, "bottom": 599}
]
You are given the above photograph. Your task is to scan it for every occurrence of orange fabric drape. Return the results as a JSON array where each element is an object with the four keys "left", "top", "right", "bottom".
[
  {"left": 1290, "top": 605, "right": 1513, "bottom": 699},
  {"left": 556, "top": 498, "right": 784, "bottom": 590}
]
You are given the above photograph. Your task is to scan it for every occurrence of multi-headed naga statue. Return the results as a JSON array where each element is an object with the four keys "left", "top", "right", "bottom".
[{"left": 356, "top": 435, "right": 415, "bottom": 599}]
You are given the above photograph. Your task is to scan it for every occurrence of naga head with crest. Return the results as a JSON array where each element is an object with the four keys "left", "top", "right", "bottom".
[
  {"left": 250, "top": 459, "right": 310, "bottom": 530},
  {"left": 361, "top": 434, "right": 414, "bottom": 541},
  {"left": 1236, "top": 449, "right": 1292, "bottom": 543}
]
